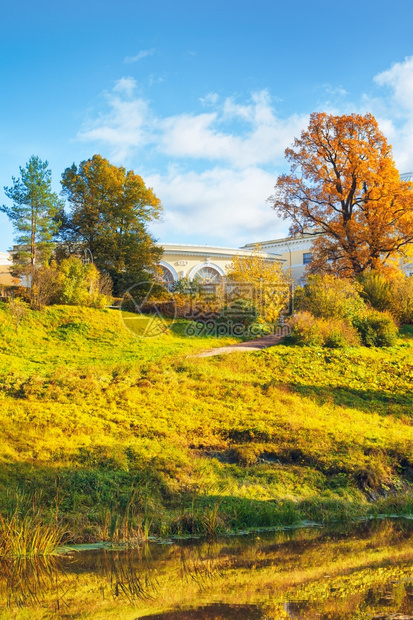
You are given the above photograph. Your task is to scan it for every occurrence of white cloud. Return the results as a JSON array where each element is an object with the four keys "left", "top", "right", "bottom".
[
  {"left": 200, "top": 92, "right": 220, "bottom": 107},
  {"left": 159, "top": 112, "right": 238, "bottom": 162},
  {"left": 322, "top": 85, "right": 349, "bottom": 98},
  {"left": 374, "top": 56, "right": 413, "bottom": 112},
  {"left": 148, "top": 166, "right": 287, "bottom": 246},
  {"left": 159, "top": 91, "right": 308, "bottom": 168},
  {"left": 77, "top": 84, "right": 308, "bottom": 169},
  {"left": 76, "top": 60, "right": 413, "bottom": 246},
  {"left": 77, "top": 92, "right": 151, "bottom": 162},
  {"left": 74, "top": 84, "right": 315, "bottom": 244},
  {"left": 76, "top": 84, "right": 305, "bottom": 243},
  {"left": 124, "top": 49, "right": 155, "bottom": 63},
  {"left": 371, "top": 56, "right": 413, "bottom": 171},
  {"left": 113, "top": 77, "right": 138, "bottom": 97}
]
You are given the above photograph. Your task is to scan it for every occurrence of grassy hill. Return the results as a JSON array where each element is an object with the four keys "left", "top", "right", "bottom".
[{"left": 0, "top": 304, "right": 413, "bottom": 545}]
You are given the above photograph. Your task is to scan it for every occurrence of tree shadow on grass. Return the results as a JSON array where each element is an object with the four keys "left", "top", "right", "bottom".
[
  {"left": 400, "top": 325, "right": 413, "bottom": 339},
  {"left": 283, "top": 382, "right": 412, "bottom": 417}
]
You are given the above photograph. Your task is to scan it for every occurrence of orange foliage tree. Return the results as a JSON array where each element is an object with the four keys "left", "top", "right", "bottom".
[{"left": 269, "top": 112, "right": 413, "bottom": 277}]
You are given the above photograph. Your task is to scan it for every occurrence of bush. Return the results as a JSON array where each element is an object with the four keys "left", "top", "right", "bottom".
[
  {"left": 6, "top": 285, "right": 31, "bottom": 303},
  {"left": 219, "top": 299, "right": 259, "bottom": 328},
  {"left": 353, "top": 309, "right": 398, "bottom": 347},
  {"left": 171, "top": 277, "right": 200, "bottom": 296},
  {"left": 388, "top": 276, "right": 413, "bottom": 324},
  {"left": 357, "top": 270, "right": 392, "bottom": 312},
  {"left": 227, "top": 246, "right": 290, "bottom": 323},
  {"left": 289, "top": 311, "right": 360, "bottom": 348},
  {"left": 7, "top": 297, "right": 29, "bottom": 332},
  {"left": 323, "top": 320, "right": 361, "bottom": 348},
  {"left": 289, "top": 312, "right": 324, "bottom": 346},
  {"left": 247, "top": 319, "right": 273, "bottom": 338},
  {"left": 296, "top": 274, "right": 366, "bottom": 322},
  {"left": 30, "top": 264, "right": 61, "bottom": 308},
  {"left": 57, "top": 257, "right": 112, "bottom": 308},
  {"left": 358, "top": 270, "right": 413, "bottom": 325}
]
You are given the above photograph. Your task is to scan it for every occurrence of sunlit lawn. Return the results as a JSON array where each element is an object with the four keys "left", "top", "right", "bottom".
[{"left": 0, "top": 304, "right": 413, "bottom": 543}]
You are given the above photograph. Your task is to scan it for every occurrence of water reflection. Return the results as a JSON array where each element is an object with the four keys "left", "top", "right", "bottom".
[
  {"left": 0, "top": 556, "right": 63, "bottom": 609},
  {"left": 138, "top": 604, "right": 265, "bottom": 619},
  {"left": 1, "top": 520, "right": 413, "bottom": 619}
]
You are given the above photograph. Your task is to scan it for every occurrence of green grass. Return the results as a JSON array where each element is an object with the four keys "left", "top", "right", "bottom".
[{"left": 1, "top": 303, "right": 413, "bottom": 548}]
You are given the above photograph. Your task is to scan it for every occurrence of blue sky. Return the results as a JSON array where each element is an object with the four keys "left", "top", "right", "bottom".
[{"left": 1, "top": 0, "right": 413, "bottom": 250}]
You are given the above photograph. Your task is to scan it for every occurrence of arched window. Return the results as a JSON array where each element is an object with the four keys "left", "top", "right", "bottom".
[
  {"left": 193, "top": 266, "right": 222, "bottom": 284},
  {"left": 156, "top": 265, "right": 175, "bottom": 290}
]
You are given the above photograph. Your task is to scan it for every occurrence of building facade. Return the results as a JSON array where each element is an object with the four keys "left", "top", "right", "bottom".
[
  {"left": 0, "top": 252, "right": 14, "bottom": 288},
  {"left": 242, "top": 233, "right": 317, "bottom": 285},
  {"left": 158, "top": 243, "right": 285, "bottom": 287}
]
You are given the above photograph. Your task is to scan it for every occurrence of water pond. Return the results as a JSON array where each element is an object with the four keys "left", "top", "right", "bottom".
[{"left": 1, "top": 518, "right": 413, "bottom": 619}]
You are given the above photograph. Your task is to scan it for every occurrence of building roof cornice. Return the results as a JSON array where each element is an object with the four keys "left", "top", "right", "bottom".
[
  {"left": 241, "top": 232, "right": 322, "bottom": 248},
  {"left": 159, "top": 243, "right": 285, "bottom": 262}
]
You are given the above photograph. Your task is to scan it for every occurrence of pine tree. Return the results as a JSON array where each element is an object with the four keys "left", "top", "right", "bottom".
[{"left": 1, "top": 156, "right": 62, "bottom": 277}]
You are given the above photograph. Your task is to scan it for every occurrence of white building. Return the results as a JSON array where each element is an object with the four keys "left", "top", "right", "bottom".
[
  {"left": 241, "top": 232, "right": 317, "bottom": 285},
  {"left": 158, "top": 243, "right": 284, "bottom": 287},
  {"left": 0, "top": 252, "right": 14, "bottom": 287}
]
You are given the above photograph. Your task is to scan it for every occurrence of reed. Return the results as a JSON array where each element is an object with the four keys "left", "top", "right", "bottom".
[
  {"left": 98, "top": 487, "right": 153, "bottom": 545},
  {"left": 0, "top": 513, "right": 63, "bottom": 558}
]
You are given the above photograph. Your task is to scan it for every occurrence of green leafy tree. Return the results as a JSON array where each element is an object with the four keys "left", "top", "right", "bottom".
[
  {"left": 1, "top": 156, "right": 62, "bottom": 276},
  {"left": 60, "top": 155, "right": 163, "bottom": 295}
]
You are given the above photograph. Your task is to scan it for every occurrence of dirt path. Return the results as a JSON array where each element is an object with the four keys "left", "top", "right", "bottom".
[{"left": 194, "top": 333, "right": 284, "bottom": 357}]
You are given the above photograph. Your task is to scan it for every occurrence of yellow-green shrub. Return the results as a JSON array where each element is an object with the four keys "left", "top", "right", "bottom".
[
  {"left": 289, "top": 311, "right": 361, "bottom": 348},
  {"left": 358, "top": 270, "right": 392, "bottom": 312},
  {"left": 296, "top": 274, "right": 366, "bottom": 323},
  {"left": 390, "top": 276, "right": 413, "bottom": 324},
  {"left": 353, "top": 309, "right": 398, "bottom": 347},
  {"left": 57, "top": 257, "right": 112, "bottom": 308},
  {"left": 390, "top": 277, "right": 413, "bottom": 323},
  {"left": 358, "top": 270, "right": 413, "bottom": 324}
]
